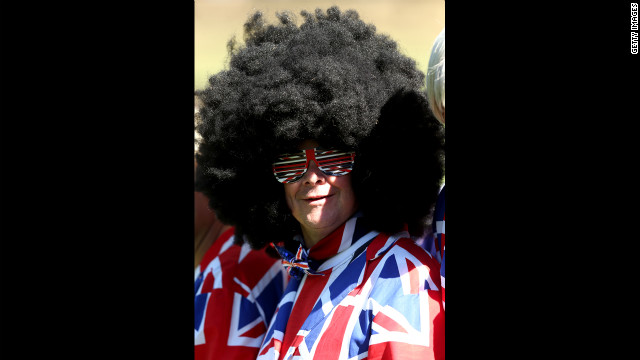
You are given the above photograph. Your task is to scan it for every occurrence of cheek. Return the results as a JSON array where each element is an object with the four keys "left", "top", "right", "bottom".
[
  {"left": 195, "top": 192, "right": 215, "bottom": 232},
  {"left": 333, "top": 175, "right": 357, "bottom": 208},
  {"left": 283, "top": 184, "right": 297, "bottom": 211}
]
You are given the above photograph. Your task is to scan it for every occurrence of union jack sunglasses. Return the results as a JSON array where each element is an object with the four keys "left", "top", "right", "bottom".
[{"left": 272, "top": 148, "right": 356, "bottom": 183}]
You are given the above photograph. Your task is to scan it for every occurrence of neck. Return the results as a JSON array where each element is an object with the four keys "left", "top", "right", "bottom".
[
  {"left": 301, "top": 226, "right": 333, "bottom": 249},
  {"left": 300, "top": 210, "right": 360, "bottom": 249}
]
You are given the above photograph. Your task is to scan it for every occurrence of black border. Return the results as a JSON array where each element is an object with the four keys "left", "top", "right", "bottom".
[
  {"left": 2, "top": 2, "right": 194, "bottom": 357},
  {"left": 3, "top": 1, "right": 638, "bottom": 358},
  {"left": 448, "top": 2, "right": 637, "bottom": 357}
]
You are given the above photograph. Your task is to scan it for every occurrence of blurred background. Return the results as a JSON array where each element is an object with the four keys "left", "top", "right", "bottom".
[{"left": 195, "top": 0, "right": 445, "bottom": 91}]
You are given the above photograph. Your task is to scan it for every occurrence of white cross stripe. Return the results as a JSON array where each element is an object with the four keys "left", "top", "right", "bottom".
[
  {"left": 339, "top": 217, "right": 357, "bottom": 253},
  {"left": 219, "top": 235, "right": 235, "bottom": 255},
  {"left": 238, "top": 242, "right": 252, "bottom": 263},
  {"left": 436, "top": 220, "right": 445, "bottom": 235},
  {"left": 227, "top": 293, "right": 266, "bottom": 348}
]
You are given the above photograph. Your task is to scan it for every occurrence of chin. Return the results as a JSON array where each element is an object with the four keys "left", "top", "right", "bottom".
[{"left": 303, "top": 213, "right": 326, "bottom": 227}]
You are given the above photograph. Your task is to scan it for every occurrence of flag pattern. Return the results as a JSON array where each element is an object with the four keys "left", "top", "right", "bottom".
[
  {"left": 418, "top": 184, "right": 444, "bottom": 310},
  {"left": 272, "top": 148, "right": 355, "bottom": 183},
  {"left": 433, "top": 185, "right": 444, "bottom": 311},
  {"left": 259, "top": 215, "right": 445, "bottom": 360},
  {"left": 271, "top": 241, "right": 324, "bottom": 280},
  {"left": 195, "top": 227, "right": 288, "bottom": 360}
]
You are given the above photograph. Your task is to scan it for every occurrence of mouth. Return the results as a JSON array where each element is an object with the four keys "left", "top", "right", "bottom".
[{"left": 303, "top": 194, "right": 334, "bottom": 204}]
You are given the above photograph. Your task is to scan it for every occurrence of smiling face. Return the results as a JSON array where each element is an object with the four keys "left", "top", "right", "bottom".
[{"left": 283, "top": 140, "right": 358, "bottom": 248}]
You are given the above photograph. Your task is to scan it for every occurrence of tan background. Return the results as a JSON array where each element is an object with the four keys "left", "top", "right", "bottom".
[{"left": 195, "top": 0, "right": 445, "bottom": 91}]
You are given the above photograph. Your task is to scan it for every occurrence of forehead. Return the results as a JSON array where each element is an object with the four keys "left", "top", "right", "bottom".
[{"left": 298, "top": 139, "right": 319, "bottom": 150}]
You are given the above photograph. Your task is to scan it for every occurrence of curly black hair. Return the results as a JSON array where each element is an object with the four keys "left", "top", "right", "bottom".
[{"left": 195, "top": 6, "right": 444, "bottom": 252}]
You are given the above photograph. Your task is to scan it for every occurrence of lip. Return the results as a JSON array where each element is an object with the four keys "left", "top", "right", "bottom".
[{"left": 303, "top": 193, "right": 334, "bottom": 204}]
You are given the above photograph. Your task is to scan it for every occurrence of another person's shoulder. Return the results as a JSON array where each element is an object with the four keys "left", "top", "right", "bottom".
[
  {"left": 235, "top": 242, "right": 282, "bottom": 278},
  {"left": 200, "top": 228, "right": 280, "bottom": 272}
]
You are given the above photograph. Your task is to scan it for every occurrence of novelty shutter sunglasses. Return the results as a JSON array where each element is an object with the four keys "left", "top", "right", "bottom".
[{"left": 272, "top": 148, "right": 356, "bottom": 183}]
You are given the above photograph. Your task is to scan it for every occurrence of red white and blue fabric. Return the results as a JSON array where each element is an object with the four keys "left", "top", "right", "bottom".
[
  {"left": 271, "top": 241, "right": 324, "bottom": 280},
  {"left": 259, "top": 214, "right": 445, "bottom": 360},
  {"left": 195, "top": 227, "right": 288, "bottom": 360},
  {"left": 272, "top": 148, "right": 355, "bottom": 183},
  {"left": 419, "top": 184, "right": 445, "bottom": 311}
]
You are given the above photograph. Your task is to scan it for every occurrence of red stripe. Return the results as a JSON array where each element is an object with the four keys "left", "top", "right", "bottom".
[
  {"left": 291, "top": 335, "right": 305, "bottom": 357},
  {"left": 283, "top": 261, "right": 309, "bottom": 270},
  {"left": 232, "top": 278, "right": 250, "bottom": 298},
  {"left": 395, "top": 239, "right": 440, "bottom": 286},
  {"left": 365, "top": 233, "right": 392, "bottom": 262},
  {"left": 372, "top": 311, "right": 408, "bottom": 333},
  {"left": 368, "top": 342, "right": 432, "bottom": 360},
  {"left": 201, "top": 271, "right": 215, "bottom": 293},
  {"left": 273, "top": 162, "right": 306, "bottom": 171},
  {"left": 199, "top": 227, "right": 235, "bottom": 269},
  {"left": 240, "top": 320, "right": 267, "bottom": 338},
  {"left": 428, "top": 289, "right": 445, "bottom": 360},
  {"left": 278, "top": 268, "right": 332, "bottom": 360},
  {"left": 259, "top": 337, "right": 281, "bottom": 356},
  {"left": 308, "top": 222, "right": 346, "bottom": 261},
  {"left": 313, "top": 304, "right": 357, "bottom": 360}
]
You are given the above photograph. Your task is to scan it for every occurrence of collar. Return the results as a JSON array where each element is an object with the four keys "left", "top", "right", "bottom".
[{"left": 271, "top": 212, "right": 380, "bottom": 279}]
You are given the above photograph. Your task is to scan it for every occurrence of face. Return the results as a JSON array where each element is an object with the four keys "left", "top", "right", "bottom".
[{"left": 283, "top": 140, "right": 358, "bottom": 243}]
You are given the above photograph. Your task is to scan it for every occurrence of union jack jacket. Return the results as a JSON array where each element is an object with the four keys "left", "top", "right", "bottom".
[
  {"left": 260, "top": 215, "right": 445, "bottom": 360},
  {"left": 195, "top": 227, "right": 288, "bottom": 360}
]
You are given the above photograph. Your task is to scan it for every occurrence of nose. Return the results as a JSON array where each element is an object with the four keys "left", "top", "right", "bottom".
[{"left": 301, "top": 160, "right": 326, "bottom": 185}]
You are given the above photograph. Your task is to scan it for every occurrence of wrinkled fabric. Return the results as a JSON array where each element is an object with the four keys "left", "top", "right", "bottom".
[
  {"left": 260, "top": 215, "right": 445, "bottom": 360},
  {"left": 271, "top": 240, "right": 324, "bottom": 280},
  {"left": 419, "top": 184, "right": 445, "bottom": 310},
  {"left": 195, "top": 228, "right": 288, "bottom": 359}
]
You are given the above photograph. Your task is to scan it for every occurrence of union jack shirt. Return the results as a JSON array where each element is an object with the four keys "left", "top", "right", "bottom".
[
  {"left": 195, "top": 227, "right": 288, "bottom": 360},
  {"left": 420, "top": 185, "right": 445, "bottom": 311},
  {"left": 260, "top": 215, "right": 445, "bottom": 360}
]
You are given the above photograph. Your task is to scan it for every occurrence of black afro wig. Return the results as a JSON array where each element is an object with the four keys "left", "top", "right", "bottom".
[{"left": 195, "top": 6, "right": 444, "bottom": 252}]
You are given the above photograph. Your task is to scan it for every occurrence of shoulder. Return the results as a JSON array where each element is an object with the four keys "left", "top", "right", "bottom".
[
  {"left": 199, "top": 229, "right": 284, "bottom": 289},
  {"left": 388, "top": 237, "right": 441, "bottom": 275},
  {"left": 233, "top": 243, "right": 287, "bottom": 296},
  {"left": 368, "top": 234, "right": 442, "bottom": 292},
  {"left": 199, "top": 227, "right": 236, "bottom": 269},
  {"left": 369, "top": 233, "right": 439, "bottom": 268}
]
